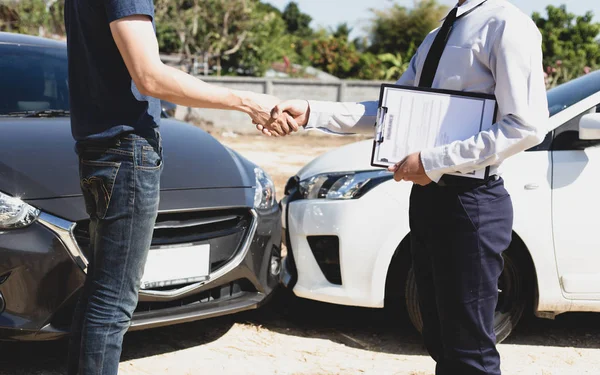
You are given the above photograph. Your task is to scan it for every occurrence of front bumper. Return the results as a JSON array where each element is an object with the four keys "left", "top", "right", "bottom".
[
  {"left": 280, "top": 182, "right": 410, "bottom": 309},
  {"left": 0, "top": 206, "right": 281, "bottom": 341}
]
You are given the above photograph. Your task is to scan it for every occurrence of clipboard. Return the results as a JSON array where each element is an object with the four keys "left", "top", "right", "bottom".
[{"left": 371, "top": 84, "right": 498, "bottom": 180}]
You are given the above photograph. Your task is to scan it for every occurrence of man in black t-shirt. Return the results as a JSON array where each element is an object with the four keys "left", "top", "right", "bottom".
[{"left": 64, "top": 1, "right": 295, "bottom": 373}]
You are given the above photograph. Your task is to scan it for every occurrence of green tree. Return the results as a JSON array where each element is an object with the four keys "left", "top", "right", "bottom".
[
  {"left": 332, "top": 23, "right": 352, "bottom": 40},
  {"left": 222, "top": 6, "right": 297, "bottom": 76},
  {"left": 532, "top": 5, "right": 600, "bottom": 87},
  {"left": 0, "top": 3, "right": 20, "bottom": 33},
  {"left": 1, "top": 0, "right": 65, "bottom": 37},
  {"left": 155, "top": 0, "right": 257, "bottom": 75},
  {"left": 282, "top": 1, "right": 312, "bottom": 37},
  {"left": 303, "top": 30, "right": 361, "bottom": 79},
  {"left": 369, "top": 0, "right": 448, "bottom": 55}
]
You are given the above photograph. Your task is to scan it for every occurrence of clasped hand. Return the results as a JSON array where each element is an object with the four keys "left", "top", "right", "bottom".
[{"left": 250, "top": 99, "right": 310, "bottom": 137}]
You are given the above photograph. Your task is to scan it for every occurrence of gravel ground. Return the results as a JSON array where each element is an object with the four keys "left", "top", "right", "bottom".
[{"left": 2, "top": 132, "right": 599, "bottom": 375}]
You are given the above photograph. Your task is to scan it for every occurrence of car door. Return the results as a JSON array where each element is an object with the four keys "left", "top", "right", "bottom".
[{"left": 552, "top": 101, "right": 600, "bottom": 299}]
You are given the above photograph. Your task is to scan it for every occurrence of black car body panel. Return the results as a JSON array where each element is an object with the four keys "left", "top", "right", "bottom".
[
  {"left": 0, "top": 32, "right": 281, "bottom": 341},
  {"left": 0, "top": 118, "right": 254, "bottom": 200}
]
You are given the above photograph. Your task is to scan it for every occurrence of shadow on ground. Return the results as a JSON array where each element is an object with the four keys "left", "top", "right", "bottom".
[
  {"left": 2, "top": 290, "right": 600, "bottom": 374},
  {"left": 0, "top": 316, "right": 235, "bottom": 375},
  {"left": 239, "top": 290, "right": 600, "bottom": 353},
  {"left": 239, "top": 289, "right": 429, "bottom": 356}
]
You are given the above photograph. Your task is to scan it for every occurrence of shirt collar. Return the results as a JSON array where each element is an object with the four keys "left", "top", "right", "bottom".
[
  {"left": 456, "top": 0, "right": 488, "bottom": 17},
  {"left": 441, "top": 0, "right": 488, "bottom": 21}
]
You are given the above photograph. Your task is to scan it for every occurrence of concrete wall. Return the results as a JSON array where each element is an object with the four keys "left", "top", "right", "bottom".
[{"left": 176, "top": 77, "right": 391, "bottom": 134}]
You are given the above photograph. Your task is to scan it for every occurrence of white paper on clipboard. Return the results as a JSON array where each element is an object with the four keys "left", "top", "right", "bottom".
[{"left": 371, "top": 85, "right": 497, "bottom": 180}]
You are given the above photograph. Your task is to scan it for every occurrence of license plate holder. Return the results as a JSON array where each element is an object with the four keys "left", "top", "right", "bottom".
[{"left": 140, "top": 243, "right": 210, "bottom": 290}]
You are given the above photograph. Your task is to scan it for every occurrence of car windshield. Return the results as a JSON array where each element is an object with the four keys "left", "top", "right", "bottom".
[
  {"left": 547, "top": 69, "right": 600, "bottom": 117},
  {"left": 0, "top": 44, "right": 70, "bottom": 116}
]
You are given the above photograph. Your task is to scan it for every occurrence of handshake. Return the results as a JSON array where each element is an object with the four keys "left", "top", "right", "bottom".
[{"left": 245, "top": 94, "right": 310, "bottom": 137}]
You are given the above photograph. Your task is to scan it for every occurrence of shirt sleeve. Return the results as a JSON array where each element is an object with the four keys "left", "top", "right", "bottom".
[
  {"left": 304, "top": 49, "right": 421, "bottom": 135},
  {"left": 304, "top": 100, "right": 379, "bottom": 135},
  {"left": 419, "top": 19, "right": 549, "bottom": 182},
  {"left": 104, "top": 0, "right": 155, "bottom": 23}
]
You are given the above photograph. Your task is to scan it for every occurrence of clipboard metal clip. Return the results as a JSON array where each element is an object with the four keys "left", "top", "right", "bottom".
[{"left": 375, "top": 106, "right": 388, "bottom": 144}]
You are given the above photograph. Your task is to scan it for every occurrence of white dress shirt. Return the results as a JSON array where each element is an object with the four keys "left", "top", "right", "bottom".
[{"left": 305, "top": 0, "right": 549, "bottom": 182}]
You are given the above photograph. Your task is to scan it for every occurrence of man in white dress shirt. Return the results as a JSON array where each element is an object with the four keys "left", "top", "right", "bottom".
[{"left": 262, "top": 0, "right": 549, "bottom": 374}]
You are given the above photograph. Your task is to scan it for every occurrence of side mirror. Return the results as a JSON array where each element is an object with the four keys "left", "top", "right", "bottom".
[
  {"left": 160, "top": 100, "right": 177, "bottom": 118},
  {"left": 579, "top": 113, "right": 600, "bottom": 140}
]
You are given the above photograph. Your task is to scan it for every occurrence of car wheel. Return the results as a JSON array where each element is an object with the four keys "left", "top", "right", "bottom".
[{"left": 404, "top": 249, "right": 528, "bottom": 343}]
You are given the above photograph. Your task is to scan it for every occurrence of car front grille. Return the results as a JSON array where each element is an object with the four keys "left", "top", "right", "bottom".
[{"left": 73, "top": 208, "right": 253, "bottom": 283}]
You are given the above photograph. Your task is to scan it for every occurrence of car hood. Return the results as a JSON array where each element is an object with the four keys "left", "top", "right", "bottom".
[
  {"left": 0, "top": 118, "right": 255, "bottom": 200},
  {"left": 296, "top": 139, "right": 378, "bottom": 180}
]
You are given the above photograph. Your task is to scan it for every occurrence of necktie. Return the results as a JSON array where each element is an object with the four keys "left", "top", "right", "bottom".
[{"left": 418, "top": 6, "right": 459, "bottom": 88}]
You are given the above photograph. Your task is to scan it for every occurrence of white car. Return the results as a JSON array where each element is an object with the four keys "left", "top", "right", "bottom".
[{"left": 280, "top": 70, "right": 600, "bottom": 342}]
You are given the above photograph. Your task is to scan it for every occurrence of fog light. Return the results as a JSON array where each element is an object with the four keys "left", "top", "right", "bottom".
[{"left": 270, "top": 254, "right": 281, "bottom": 276}]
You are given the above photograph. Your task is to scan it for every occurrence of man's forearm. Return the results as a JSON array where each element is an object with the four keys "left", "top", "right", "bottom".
[
  {"left": 420, "top": 113, "right": 546, "bottom": 182},
  {"left": 140, "top": 64, "right": 269, "bottom": 116},
  {"left": 108, "top": 15, "right": 276, "bottom": 122}
]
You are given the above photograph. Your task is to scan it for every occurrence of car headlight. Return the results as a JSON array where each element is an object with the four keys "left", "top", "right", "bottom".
[
  {"left": 254, "top": 167, "right": 276, "bottom": 210},
  {"left": 298, "top": 170, "right": 393, "bottom": 200},
  {"left": 0, "top": 191, "right": 40, "bottom": 229}
]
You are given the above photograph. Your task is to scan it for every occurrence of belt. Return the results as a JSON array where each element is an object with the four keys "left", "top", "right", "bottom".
[{"left": 436, "top": 174, "right": 498, "bottom": 188}]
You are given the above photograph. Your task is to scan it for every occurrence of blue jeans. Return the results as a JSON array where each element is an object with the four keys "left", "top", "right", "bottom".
[{"left": 68, "top": 131, "right": 163, "bottom": 375}]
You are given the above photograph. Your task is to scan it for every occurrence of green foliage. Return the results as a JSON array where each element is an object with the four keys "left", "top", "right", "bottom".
[
  {"left": 155, "top": 0, "right": 258, "bottom": 75},
  {"left": 282, "top": 1, "right": 312, "bottom": 37},
  {"left": 302, "top": 30, "right": 361, "bottom": 79},
  {"left": 222, "top": 7, "right": 297, "bottom": 76},
  {"left": 376, "top": 52, "right": 411, "bottom": 81},
  {"left": 0, "top": 0, "right": 65, "bottom": 37},
  {"left": 533, "top": 5, "right": 600, "bottom": 87},
  {"left": 332, "top": 23, "right": 352, "bottom": 40},
  {"left": 156, "top": 22, "right": 182, "bottom": 54},
  {"left": 3, "top": 0, "right": 598, "bottom": 82},
  {"left": 368, "top": 0, "right": 448, "bottom": 55}
]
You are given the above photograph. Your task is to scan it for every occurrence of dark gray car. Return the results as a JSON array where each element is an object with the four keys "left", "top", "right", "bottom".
[{"left": 0, "top": 32, "right": 282, "bottom": 341}]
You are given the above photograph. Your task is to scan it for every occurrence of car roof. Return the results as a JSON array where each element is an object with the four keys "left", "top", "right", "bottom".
[{"left": 0, "top": 31, "right": 65, "bottom": 49}]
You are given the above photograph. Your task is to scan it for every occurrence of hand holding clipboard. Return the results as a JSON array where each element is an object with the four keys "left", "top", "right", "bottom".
[{"left": 371, "top": 84, "right": 498, "bottom": 180}]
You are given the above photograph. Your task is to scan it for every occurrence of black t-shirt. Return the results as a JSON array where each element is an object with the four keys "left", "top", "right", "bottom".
[{"left": 64, "top": 0, "right": 161, "bottom": 141}]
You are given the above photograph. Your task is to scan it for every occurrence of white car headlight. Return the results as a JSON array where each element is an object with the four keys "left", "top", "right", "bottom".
[
  {"left": 298, "top": 170, "right": 393, "bottom": 200},
  {"left": 0, "top": 191, "right": 40, "bottom": 229},
  {"left": 254, "top": 167, "right": 276, "bottom": 210}
]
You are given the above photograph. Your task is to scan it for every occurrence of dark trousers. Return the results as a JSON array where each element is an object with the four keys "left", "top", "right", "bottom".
[
  {"left": 68, "top": 131, "right": 163, "bottom": 375},
  {"left": 409, "top": 177, "right": 513, "bottom": 375}
]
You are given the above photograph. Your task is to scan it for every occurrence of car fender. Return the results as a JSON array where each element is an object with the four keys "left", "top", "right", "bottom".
[{"left": 367, "top": 180, "right": 413, "bottom": 307}]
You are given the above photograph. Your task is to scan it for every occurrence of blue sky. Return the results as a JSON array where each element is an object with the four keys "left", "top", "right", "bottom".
[{"left": 267, "top": 0, "right": 600, "bottom": 39}]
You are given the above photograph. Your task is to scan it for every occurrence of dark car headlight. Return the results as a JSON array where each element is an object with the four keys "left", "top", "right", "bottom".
[
  {"left": 0, "top": 191, "right": 40, "bottom": 229},
  {"left": 254, "top": 167, "right": 276, "bottom": 210},
  {"left": 298, "top": 170, "right": 393, "bottom": 200}
]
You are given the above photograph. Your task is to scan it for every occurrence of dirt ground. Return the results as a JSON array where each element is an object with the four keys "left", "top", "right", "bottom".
[{"left": 2, "top": 133, "right": 600, "bottom": 375}]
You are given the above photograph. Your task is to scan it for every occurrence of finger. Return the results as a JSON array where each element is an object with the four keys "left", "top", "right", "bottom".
[
  {"left": 269, "top": 123, "right": 285, "bottom": 137},
  {"left": 274, "top": 118, "right": 289, "bottom": 136},
  {"left": 387, "top": 162, "right": 401, "bottom": 172},
  {"left": 279, "top": 117, "right": 291, "bottom": 134},
  {"left": 256, "top": 124, "right": 271, "bottom": 136},
  {"left": 285, "top": 113, "right": 299, "bottom": 132},
  {"left": 393, "top": 170, "right": 404, "bottom": 182},
  {"left": 270, "top": 104, "right": 284, "bottom": 119}
]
